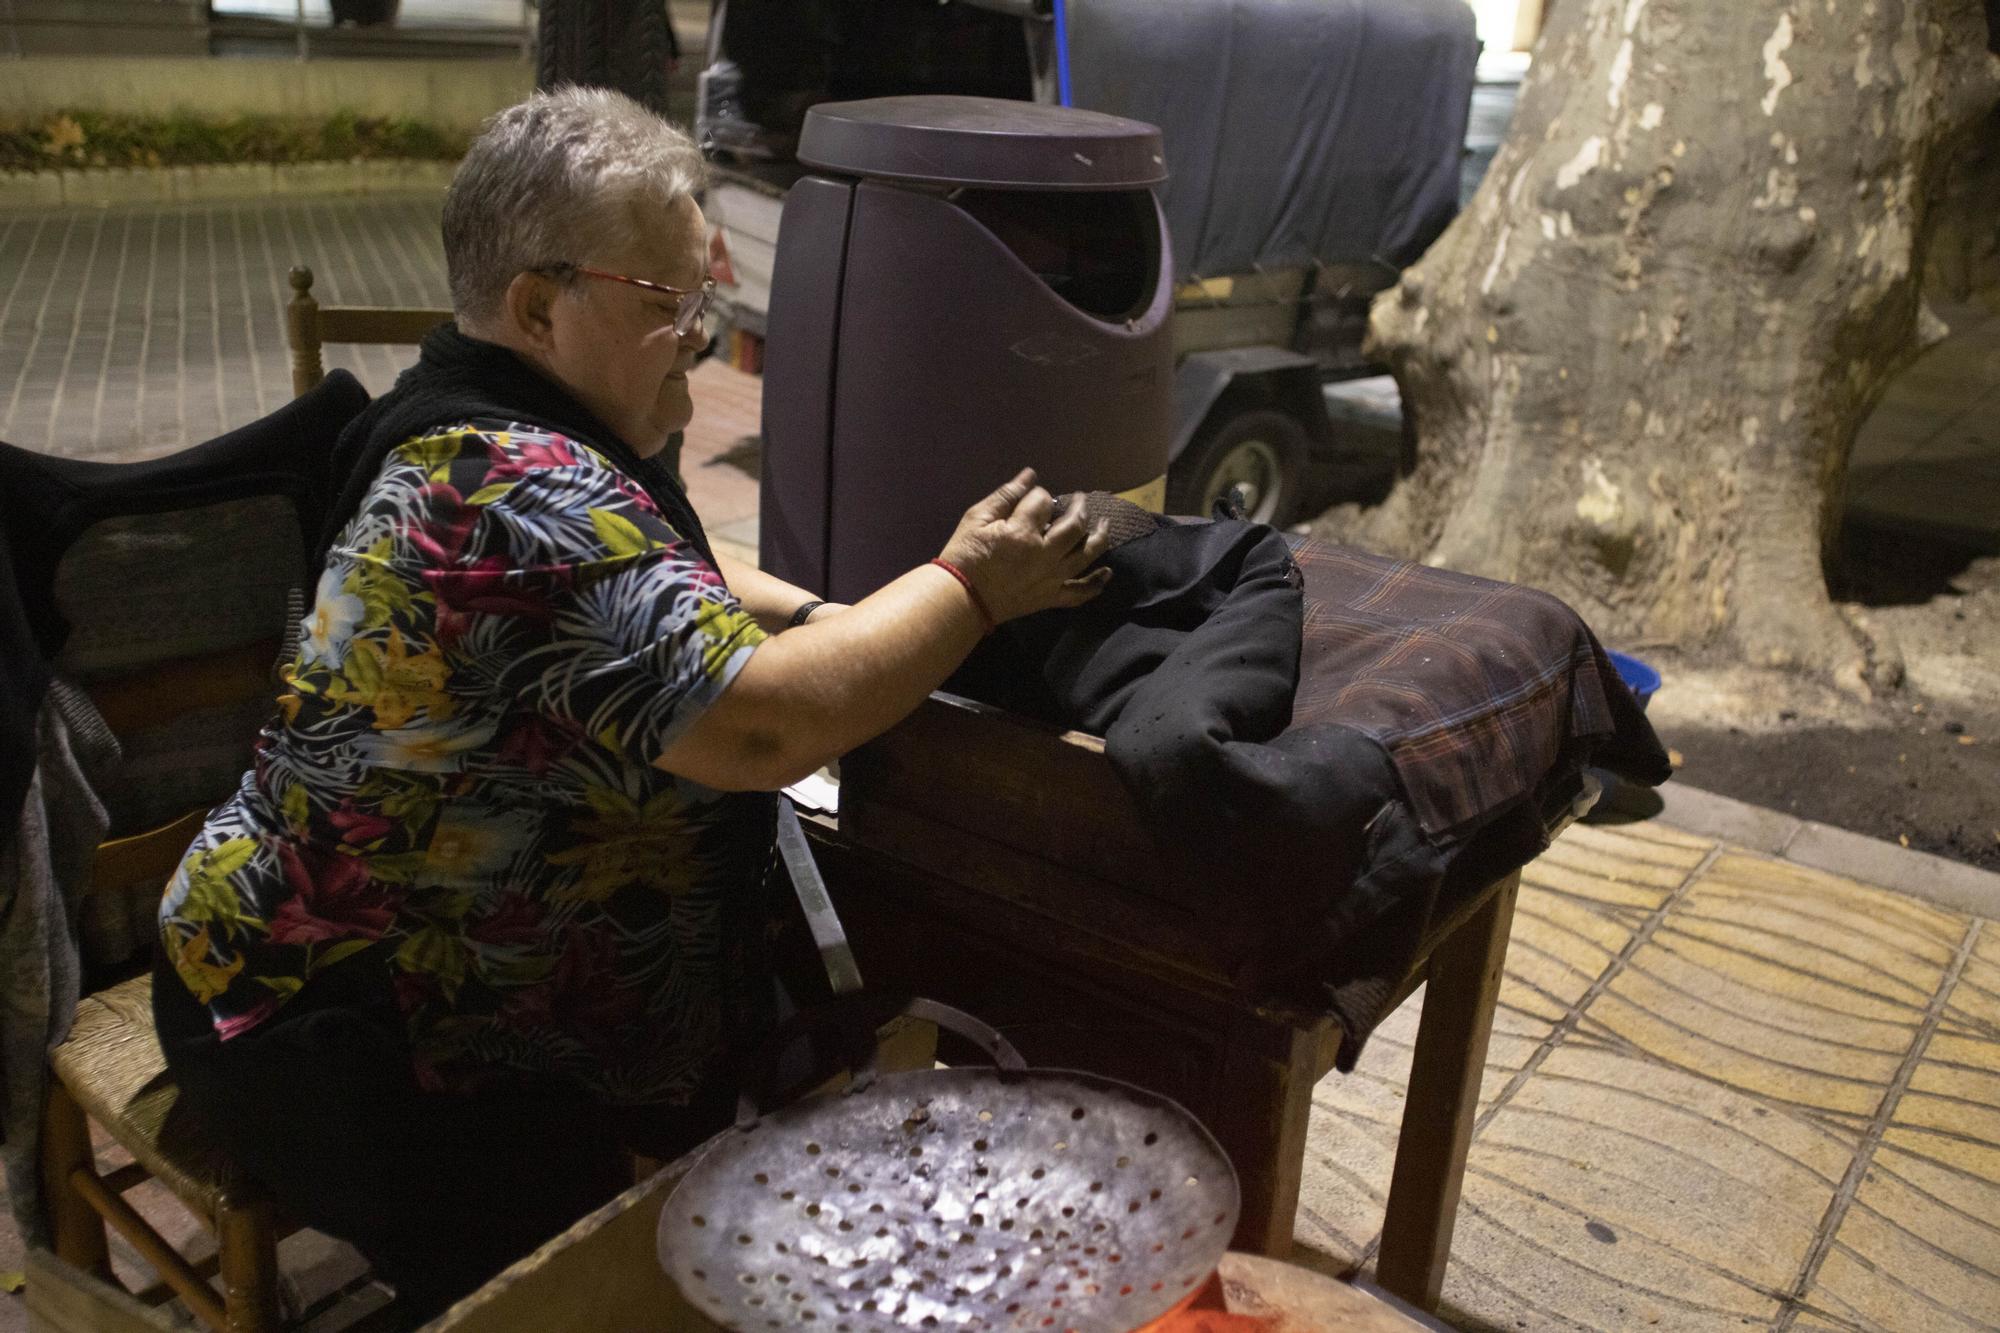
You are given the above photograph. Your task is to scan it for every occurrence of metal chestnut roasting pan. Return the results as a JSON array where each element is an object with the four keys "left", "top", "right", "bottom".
[{"left": 659, "top": 998, "right": 1240, "bottom": 1333}]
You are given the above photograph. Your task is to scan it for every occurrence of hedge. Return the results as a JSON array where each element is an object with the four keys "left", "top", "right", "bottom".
[{"left": 0, "top": 109, "right": 467, "bottom": 173}]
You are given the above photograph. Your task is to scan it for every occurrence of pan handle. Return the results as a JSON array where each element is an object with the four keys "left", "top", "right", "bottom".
[
  {"left": 736, "top": 994, "right": 1026, "bottom": 1127},
  {"left": 898, "top": 997, "right": 1026, "bottom": 1073}
]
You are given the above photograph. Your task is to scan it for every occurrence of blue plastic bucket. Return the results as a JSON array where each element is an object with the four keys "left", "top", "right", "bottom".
[{"left": 1605, "top": 649, "right": 1660, "bottom": 711}]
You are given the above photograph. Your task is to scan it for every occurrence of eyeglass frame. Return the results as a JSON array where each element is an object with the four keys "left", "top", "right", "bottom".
[{"left": 534, "top": 262, "right": 715, "bottom": 337}]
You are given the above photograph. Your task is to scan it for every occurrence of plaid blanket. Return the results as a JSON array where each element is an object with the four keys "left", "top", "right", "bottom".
[
  {"left": 1290, "top": 536, "right": 1667, "bottom": 840},
  {"left": 953, "top": 512, "right": 1672, "bottom": 1066},
  {"left": 1283, "top": 537, "right": 1669, "bottom": 1062}
]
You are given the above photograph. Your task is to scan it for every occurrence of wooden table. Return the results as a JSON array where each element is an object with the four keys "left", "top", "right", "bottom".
[{"left": 811, "top": 692, "right": 1533, "bottom": 1312}]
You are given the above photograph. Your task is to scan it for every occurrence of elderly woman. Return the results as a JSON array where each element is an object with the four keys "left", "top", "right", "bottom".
[{"left": 152, "top": 87, "right": 1111, "bottom": 1323}]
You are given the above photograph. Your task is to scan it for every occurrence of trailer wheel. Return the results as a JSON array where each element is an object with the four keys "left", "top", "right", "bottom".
[{"left": 1168, "top": 407, "right": 1308, "bottom": 525}]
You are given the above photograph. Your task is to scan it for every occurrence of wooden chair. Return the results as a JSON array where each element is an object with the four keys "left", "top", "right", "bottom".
[
  {"left": 284, "top": 265, "right": 450, "bottom": 396},
  {"left": 40, "top": 641, "right": 294, "bottom": 1333}
]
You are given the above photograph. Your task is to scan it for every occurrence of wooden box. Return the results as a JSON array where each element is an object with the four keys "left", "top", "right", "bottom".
[{"left": 809, "top": 691, "right": 1526, "bottom": 1310}]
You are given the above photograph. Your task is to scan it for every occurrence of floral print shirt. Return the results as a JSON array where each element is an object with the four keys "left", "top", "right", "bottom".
[{"left": 158, "top": 420, "right": 774, "bottom": 1105}]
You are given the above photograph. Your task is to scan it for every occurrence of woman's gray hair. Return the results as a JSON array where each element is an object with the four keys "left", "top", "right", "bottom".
[{"left": 443, "top": 86, "right": 706, "bottom": 323}]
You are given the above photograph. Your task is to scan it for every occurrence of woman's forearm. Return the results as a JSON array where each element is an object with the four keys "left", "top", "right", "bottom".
[
  {"left": 714, "top": 550, "right": 824, "bottom": 633},
  {"left": 659, "top": 468, "right": 1111, "bottom": 791},
  {"left": 654, "top": 563, "right": 983, "bottom": 790}
]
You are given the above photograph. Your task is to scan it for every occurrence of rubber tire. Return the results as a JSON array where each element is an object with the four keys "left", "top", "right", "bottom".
[
  {"left": 1167, "top": 406, "right": 1310, "bottom": 526},
  {"left": 537, "top": 0, "right": 672, "bottom": 116}
]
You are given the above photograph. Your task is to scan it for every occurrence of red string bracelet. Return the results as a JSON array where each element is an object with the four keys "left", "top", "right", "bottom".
[{"left": 928, "top": 558, "right": 997, "bottom": 635}]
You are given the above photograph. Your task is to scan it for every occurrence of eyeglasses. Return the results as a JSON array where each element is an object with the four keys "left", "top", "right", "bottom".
[{"left": 537, "top": 262, "right": 714, "bottom": 337}]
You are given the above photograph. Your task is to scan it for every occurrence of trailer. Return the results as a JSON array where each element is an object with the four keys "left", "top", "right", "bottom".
[{"left": 698, "top": 0, "right": 1479, "bottom": 525}]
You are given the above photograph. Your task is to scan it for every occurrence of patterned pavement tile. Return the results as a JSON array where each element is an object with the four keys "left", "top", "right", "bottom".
[
  {"left": 1440, "top": 1043, "right": 1832, "bottom": 1330},
  {"left": 1802, "top": 925, "right": 2000, "bottom": 1332},
  {"left": 1, "top": 197, "right": 448, "bottom": 460},
  {"left": 1581, "top": 855, "right": 1965, "bottom": 1126},
  {"left": 1294, "top": 822, "right": 1708, "bottom": 1279}
]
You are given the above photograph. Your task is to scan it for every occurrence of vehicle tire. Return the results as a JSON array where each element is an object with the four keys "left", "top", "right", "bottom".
[
  {"left": 536, "top": 0, "right": 608, "bottom": 95},
  {"left": 537, "top": 0, "right": 672, "bottom": 116},
  {"left": 1167, "top": 406, "right": 1310, "bottom": 526}
]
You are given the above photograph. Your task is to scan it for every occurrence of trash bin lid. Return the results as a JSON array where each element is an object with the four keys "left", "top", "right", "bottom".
[{"left": 798, "top": 95, "right": 1166, "bottom": 191}]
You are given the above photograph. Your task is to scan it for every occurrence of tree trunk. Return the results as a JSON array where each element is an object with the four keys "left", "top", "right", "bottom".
[{"left": 1330, "top": 0, "right": 1998, "bottom": 689}]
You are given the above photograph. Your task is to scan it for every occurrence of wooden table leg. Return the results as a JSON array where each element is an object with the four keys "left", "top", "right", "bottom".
[
  {"left": 1208, "top": 1017, "right": 1338, "bottom": 1259},
  {"left": 1375, "top": 872, "right": 1520, "bottom": 1311}
]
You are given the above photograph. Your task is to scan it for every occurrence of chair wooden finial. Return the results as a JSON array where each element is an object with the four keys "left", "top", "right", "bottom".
[
  {"left": 286, "top": 265, "right": 325, "bottom": 398},
  {"left": 279, "top": 263, "right": 452, "bottom": 400}
]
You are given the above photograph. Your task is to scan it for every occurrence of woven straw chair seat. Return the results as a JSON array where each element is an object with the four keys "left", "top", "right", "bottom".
[{"left": 48, "top": 974, "right": 248, "bottom": 1219}]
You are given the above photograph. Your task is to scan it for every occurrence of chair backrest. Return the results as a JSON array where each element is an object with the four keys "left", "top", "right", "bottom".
[
  {"left": 285, "top": 264, "right": 450, "bottom": 396},
  {"left": 2, "top": 370, "right": 370, "bottom": 966},
  {"left": 81, "top": 653, "right": 277, "bottom": 963}
]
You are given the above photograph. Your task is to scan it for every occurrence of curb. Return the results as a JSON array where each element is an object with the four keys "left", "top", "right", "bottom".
[
  {"left": 1654, "top": 781, "right": 2000, "bottom": 920},
  {"left": 0, "top": 158, "right": 457, "bottom": 211}
]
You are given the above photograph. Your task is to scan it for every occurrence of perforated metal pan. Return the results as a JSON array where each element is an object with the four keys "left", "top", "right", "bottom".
[{"left": 659, "top": 998, "right": 1239, "bottom": 1333}]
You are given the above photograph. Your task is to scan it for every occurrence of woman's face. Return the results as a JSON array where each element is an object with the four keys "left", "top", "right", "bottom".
[{"left": 539, "top": 193, "right": 711, "bottom": 458}]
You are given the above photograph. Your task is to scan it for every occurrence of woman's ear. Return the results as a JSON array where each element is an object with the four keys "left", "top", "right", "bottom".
[{"left": 500, "top": 270, "right": 562, "bottom": 352}]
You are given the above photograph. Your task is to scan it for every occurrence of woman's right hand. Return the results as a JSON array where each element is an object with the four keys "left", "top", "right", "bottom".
[
  {"left": 660, "top": 468, "right": 1115, "bottom": 791},
  {"left": 938, "top": 469, "right": 1115, "bottom": 625}
]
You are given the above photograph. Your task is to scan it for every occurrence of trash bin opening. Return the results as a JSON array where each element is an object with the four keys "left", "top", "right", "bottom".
[{"left": 951, "top": 187, "right": 1159, "bottom": 323}]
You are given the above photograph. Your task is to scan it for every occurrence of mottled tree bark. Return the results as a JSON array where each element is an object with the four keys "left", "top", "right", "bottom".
[{"left": 1324, "top": 0, "right": 1998, "bottom": 690}]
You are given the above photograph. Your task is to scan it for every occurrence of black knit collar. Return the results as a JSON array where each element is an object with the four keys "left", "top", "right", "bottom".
[{"left": 317, "top": 322, "right": 713, "bottom": 568}]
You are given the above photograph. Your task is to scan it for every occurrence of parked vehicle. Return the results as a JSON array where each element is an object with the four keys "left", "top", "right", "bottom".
[{"left": 698, "top": 0, "right": 1479, "bottom": 525}]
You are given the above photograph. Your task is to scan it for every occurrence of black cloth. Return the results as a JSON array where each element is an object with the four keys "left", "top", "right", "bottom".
[
  {"left": 0, "top": 530, "right": 47, "bottom": 870},
  {"left": 948, "top": 508, "right": 1670, "bottom": 1068},
  {"left": 0, "top": 371, "right": 371, "bottom": 864},
  {"left": 319, "top": 323, "right": 716, "bottom": 571},
  {"left": 153, "top": 948, "right": 733, "bottom": 1329}
]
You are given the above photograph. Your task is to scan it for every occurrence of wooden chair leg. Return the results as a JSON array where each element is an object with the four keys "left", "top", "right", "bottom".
[
  {"left": 1375, "top": 871, "right": 1520, "bottom": 1311},
  {"left": 215, "top": 1190, "right": 283, "bottom": 1333},
  {"left": 40, "top": 1079, "right": 112, "bottom": 1278}
]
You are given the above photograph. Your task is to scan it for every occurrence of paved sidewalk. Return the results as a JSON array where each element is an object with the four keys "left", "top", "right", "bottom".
[
  {"left": 1304, "top": 814, "right": 2000, "bottom": 1331},
  {"left": 1847, "top": 293, "right": 2000, "bottom": 550},
  {"left": 0, "top": 195, "right": 449, "bottom": 459},
  {"left": 0, "top": 195, "right": 768, "bottom": 566}
]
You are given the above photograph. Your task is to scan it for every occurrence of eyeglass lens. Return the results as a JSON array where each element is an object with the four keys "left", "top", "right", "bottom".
[{"left": 674, "top": 288, "right": 709, "bottom": 338}]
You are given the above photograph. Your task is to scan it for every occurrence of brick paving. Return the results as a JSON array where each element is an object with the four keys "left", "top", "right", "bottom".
[
  {"left": 0, "top": 194, "right": 767, "bottom": 559},
  {"left": 0, "top": 195, "right": 449, "bottom": 458}
]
